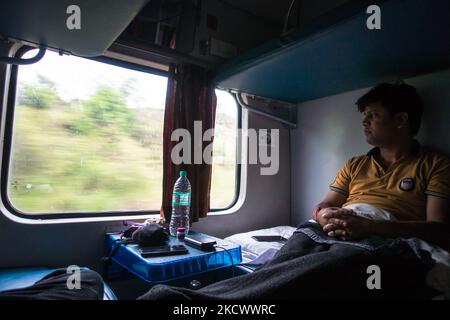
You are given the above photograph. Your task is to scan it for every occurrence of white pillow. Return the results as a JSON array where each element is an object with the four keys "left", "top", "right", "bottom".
[{"left": 224, "top": 226, "right": 297, "bottom": 257}]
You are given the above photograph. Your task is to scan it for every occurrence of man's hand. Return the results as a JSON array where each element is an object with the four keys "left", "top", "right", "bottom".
[
  {"left": 312, "top": 192, "right": 348, "bottom": 222},
  {"left": 322, "top": 210, "right": 373, "bottom": 240},
  {"left": 316, "top": 207, "right": 354, "bottom": 227}
]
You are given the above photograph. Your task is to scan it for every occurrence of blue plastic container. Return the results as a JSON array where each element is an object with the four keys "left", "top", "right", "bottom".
[{"left": 105, "top": 232, "right": 242, "bottom": 283}]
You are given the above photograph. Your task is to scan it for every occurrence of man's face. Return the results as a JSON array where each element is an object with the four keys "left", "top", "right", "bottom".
[{"left": 361, "top": 103, "right": 398, "bottom": 146}]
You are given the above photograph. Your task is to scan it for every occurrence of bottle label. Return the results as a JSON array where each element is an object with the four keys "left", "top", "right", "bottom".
[{"left": 172, "top": 191, "right": 191, "bottom": 206}]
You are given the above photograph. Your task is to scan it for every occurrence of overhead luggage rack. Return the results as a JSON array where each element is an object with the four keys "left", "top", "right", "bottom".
[{"left": 215, "top": 0, "right": 450, "bottom": 104}]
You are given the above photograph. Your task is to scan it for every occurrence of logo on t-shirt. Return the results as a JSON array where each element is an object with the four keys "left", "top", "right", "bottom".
[{"left": 399, "top": 177, "right": 415, "bottom": 192}]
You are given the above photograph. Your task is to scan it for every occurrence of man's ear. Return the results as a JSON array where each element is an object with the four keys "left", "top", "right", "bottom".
[{"left": 394, "top": 112, "right": 409, "bottom": 129}]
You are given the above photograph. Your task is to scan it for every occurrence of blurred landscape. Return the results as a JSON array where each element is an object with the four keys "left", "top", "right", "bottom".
[{"left": 9, "top": 74, "right": 237, "bottom": 214}]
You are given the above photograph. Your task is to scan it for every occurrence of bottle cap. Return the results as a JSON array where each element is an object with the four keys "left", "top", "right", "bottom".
[{"left": 180, "top": 171, "right": 187, "bottom": 177}]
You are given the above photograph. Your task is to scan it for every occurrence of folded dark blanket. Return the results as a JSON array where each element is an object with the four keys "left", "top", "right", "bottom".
[{"left": 138, "top": 225, "right": 438, "bottom": 300}]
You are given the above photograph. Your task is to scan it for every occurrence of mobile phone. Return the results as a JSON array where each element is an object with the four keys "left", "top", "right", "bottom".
[
  {"left": 251, "top": 235, "right": 287, "bottom": 242},
  {"left": 138, "top": 244, "right": 188, "bottom": 257},
  {"left": 184, "top": 234, "right": 217, "bottom": 251}
]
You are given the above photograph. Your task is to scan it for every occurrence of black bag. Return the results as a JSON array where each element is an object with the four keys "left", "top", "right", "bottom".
[{"left": 132, "top": 223, "right": 169, "bottom": 246}]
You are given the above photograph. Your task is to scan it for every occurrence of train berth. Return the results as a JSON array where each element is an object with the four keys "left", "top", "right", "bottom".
[{"left": 225, "top": 224, "right": 450, "bottom": 299}]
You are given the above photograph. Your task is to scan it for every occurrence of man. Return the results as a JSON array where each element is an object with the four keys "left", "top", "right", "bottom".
[
  {"left": 314, "top": 82, "right": 450, "bottom": 251},
  {"left": 139, "top": 82, "right": 449, "bottom": 300}
]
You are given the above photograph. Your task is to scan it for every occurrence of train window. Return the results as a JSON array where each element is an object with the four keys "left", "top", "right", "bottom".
[
  {"left": 5, "top": 49, "right": 239, "bottom": 218},
  {"left": 210, "top": 90, "right": 239, "bottom": 210},
  {"left": 7, "top": 49, "right": 167, "bottom": 216}
]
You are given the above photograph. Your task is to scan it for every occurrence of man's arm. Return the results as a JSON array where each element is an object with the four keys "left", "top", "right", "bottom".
[
  {"left": 426, "top": 194, "right": 450, "bottom": 224},
  {"left": 323, "top": 196, "right": 450, "bottom": 250},
  {"left": 369, "top": 220, "right": 450, "bottom": 251},
  {"left": 370, "top": 195, "right": 450, "bottom": 249},
  {"left": 315, "top": 158, "right": 353, "bottom": 224}
]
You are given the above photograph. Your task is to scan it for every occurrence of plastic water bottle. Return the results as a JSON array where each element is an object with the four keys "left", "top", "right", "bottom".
[{"left": 169, "top": 171, "right": 191, "bottom": 237}]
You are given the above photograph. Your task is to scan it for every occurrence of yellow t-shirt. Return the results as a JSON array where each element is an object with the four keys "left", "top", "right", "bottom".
[{"left": 330, "top": 141, "right": 450, "bottom": 221}]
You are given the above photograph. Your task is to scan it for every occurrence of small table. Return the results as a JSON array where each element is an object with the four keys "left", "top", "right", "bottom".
[{"left": 105, "top": 231, "right": 242, "bottom": 284}]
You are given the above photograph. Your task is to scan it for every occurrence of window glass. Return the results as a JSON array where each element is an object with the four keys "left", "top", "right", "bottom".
[
  {"left": 9, "top": 50, "right": 167, "bottom": 214},
  {"left": 210, "top": 90, "right": 238, "bottom": 209}
]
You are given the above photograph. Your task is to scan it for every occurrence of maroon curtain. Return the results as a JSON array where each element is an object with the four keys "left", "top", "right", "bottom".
[{"left": 160, "top": 64, "right": 217, "bottom": 224}]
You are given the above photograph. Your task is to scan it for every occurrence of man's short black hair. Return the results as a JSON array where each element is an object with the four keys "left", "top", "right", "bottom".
[{"left": 356, "top": 82, "right": 423, "bottom": 136}]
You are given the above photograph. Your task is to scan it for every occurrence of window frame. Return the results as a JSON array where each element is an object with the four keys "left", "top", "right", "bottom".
[
  {"left": 0, "top": 46, "right": 244, "bottom": 223},
  {"left": 1, "top": 46, "right": 169, "bottom": 220}
]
